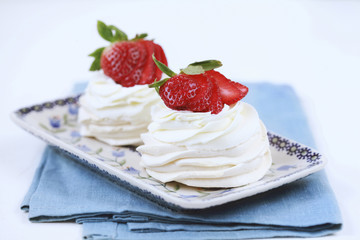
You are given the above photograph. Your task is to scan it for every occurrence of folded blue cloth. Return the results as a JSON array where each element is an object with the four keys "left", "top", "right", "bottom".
[{"left": 21, "top": 83, "right": 342, "bottom": 239}]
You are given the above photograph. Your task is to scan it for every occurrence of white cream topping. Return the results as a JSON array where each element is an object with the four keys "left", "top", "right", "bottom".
[
  {"left": 137, "top": 101, "right": 272, "bottom": 188},
  {"left": 78, "top": 72, "right": 160, "bottom": 146}
]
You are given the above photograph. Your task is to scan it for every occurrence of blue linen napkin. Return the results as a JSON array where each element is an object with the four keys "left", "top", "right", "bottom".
[{"left": 21, "top": 83, "right": 342, "bottom": 239}]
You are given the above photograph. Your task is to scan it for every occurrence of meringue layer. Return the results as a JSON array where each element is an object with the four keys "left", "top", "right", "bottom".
[
  {"left": 78, "top": 73, "right": 160, "bottom": 145},
  {"left": 137, "top": 102, "right": 272, "bottom": 188}
]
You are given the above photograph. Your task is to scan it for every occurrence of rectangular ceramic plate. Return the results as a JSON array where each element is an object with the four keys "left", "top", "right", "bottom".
[{"left": 11, "top": 95, "right": 326, "bottom": 210}]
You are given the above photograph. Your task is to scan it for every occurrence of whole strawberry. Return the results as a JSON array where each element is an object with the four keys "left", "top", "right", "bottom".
[
  {"left": 150, "top": 56, "right": 248, "bottom": 114},
  {"left": 89, "top": 21, "right": 167, "bottom": 87}
]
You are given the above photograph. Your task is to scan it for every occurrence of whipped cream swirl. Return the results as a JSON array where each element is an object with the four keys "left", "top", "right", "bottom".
[
  {"left": 137, "top": 102, "right": 272, "bottom": 188},
  {"left": 78, "top": 72, "right": 160, "bottom": 146}
]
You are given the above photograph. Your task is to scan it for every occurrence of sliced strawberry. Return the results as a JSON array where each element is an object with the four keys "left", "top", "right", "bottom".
[
  {"left": 158, "top": 73, "right": 222, "bottom": 113},
  {"left": 90, "top": 21, "right": 167, "bottom": 87},
  {"left": 159, "top": 75, "right": 193, "bottom": 109},
  {"left": 115, "top": 42, "right": 147, "bottom": 87},
  {"left": 138, "top": 40, "right": 156, "bottom": 85},
  {"left": 233, "top": 82, "right": 249, "bottom": 100},
  {"left": 151, "top": 56, "right": 248, "bottom": 115},
  {"left": 205, "top": 70, "right": 245, "bottom": 105},
  {"left": 159, "top": 74, "right": 212, "bottom": 111},
  {"left": 153, "top": 43, "right": 167, "bottom": 81},
  {"left": 101, "top": 41, "right": 129, "bottom": 83},
  {"left": 208, "top": 77, "right": 224, "bottom": 114}
]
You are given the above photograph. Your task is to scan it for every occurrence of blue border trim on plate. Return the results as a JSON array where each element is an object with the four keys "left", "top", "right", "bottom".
[
  {"left": 267, "top": 132, "right": 322, "bottom": 166},
  {"left": 15, "top": 95, "right": 81, "bottom": 116}
]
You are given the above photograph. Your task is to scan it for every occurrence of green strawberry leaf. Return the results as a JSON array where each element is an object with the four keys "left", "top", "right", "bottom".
[
  {"left": 89, "top": 47, "right": 105, "bottom": 58},
  {"left": 152, "top": 54, "right": 176, "bottom": 77},
  {"left": 89, "top": 47, "right": 105, "bottom": 71},
  {"left": 189, "top": 60, "right": 223, "bottom": 71},
  {"left": 132, "top": 33, "right": 148, "bottom": 41},
  {"left": 108, "top": 25, "right": 128, "bottom": 42},
  {"left": 181, "top": 60, "right": 222, "bottom": 75},
  {"left": 89, "top": 58, "right": 101, "bottom": 71},
  {"left": 181, "top": 65, "right": 205, "bottom": 75},
  {"left": 155, "top": 86, "right": 160, "bottom": 94},
  {"left": 97, "top": 21, "right": 113, "bottom": 42},
  {"left": 97, "top": 20, "right": 128, "bottom": 43}
]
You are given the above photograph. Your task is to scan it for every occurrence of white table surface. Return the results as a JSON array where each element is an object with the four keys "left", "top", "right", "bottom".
[{"left": 1, "top": 0, "right": 359, "bottom": 239}]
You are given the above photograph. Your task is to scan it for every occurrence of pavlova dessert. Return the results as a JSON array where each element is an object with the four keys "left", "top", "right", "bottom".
[
  {"left": 137, "top": 57, "right": 272, "bottom": 188},
  {"left": 78, "top": 21, "right": 167, "bottom": 145}
]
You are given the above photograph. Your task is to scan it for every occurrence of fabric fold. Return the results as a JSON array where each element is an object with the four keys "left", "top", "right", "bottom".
[{"left": 21, "top": 83, "right": 342, "bottom": 239}]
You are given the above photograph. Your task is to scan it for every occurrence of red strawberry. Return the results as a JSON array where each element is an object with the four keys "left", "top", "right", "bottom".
[
  {"left": 233, "top": 81, "right": 249, "bottom": 98},
  {"left": 137, "top": 40, "right": 155, "bottom": 85},
  {"left": 158, "top": 74, "right": 223, "bottom": 114},
  {"left": 89, "top": 21, "right": 167, "bottom": 87},
  {"left": 153, "top": 43, "right": 168, "bottom": 81},
  {"left": 205, "top": 70, "right": 248, "bottom": 105},
  {"left": 150, "top": 57, "right": 247, "bottom": 114},
  {"left": 101, "top": 41, "right": 147, "bottom": 87}
]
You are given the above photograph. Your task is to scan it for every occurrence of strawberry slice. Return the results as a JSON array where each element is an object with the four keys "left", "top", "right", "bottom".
[
  {"left": 205, "top": 70, "right": 247, "bottom": 105},
  {"left": 138, "top": 40, "right": 155, "bottom": 85},
  {"left": 100, "top": 41, "right": 129, "bottom": 83},
  {"left": 104, "top": 41, "right": 147, "bottom": 87},
  {"left": 159, "top": 74, "right": 215, "bottom": 112},
  {"left": 185, "top": 74, "right": 213, "bottom": 112},
  {"left": 153, "top": 43, "right": 167, "bottom": 81},
  {"left": 233, "top": 81, "right": 249, "bottom": 100},
  {"left": 208, "top": 77, "right": 224, "bottom": 114},
  {"left": 159, "top": 74, "right": 197, "bottom": 109}
]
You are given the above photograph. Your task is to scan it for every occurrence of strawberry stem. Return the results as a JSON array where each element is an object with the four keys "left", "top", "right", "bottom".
[
  {"left": 149, "top": 78, "right": 169, "bottom": 88},
  {"left": 152, "top": 54, "right": 176, "bottom": 77}
]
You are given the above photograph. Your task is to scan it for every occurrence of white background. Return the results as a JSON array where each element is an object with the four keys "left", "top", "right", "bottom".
[{"left": 1, "top": 0, "right": 359, "bottom": 239}]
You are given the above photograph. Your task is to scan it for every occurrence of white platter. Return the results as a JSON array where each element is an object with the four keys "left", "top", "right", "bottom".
[{"left": 11, "top": 95, "right": 326, "bottom": 210}]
